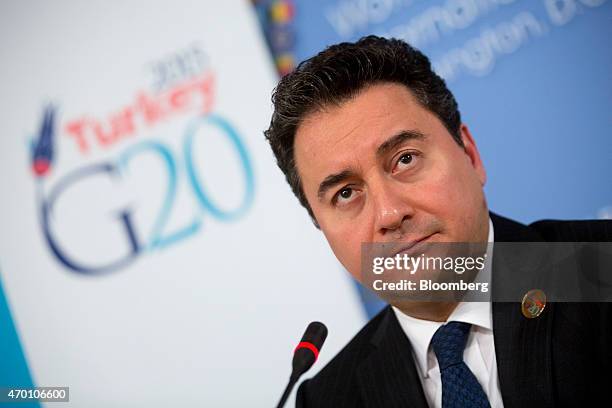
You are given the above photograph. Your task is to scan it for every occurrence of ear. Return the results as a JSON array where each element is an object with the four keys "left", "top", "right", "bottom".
[{"left": 459, "top": 124, "right": 487, "bottom": 186}]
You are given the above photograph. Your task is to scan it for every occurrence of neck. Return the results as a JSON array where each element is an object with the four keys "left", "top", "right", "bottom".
[{"left": 393, "top": 301, "right": 459, "bottom": 322}]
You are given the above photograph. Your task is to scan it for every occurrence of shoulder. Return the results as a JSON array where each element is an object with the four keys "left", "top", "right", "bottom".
[
  {"left": 528, "top": 218, "right": 612, "bottom": 242},
  {"left": 491, "top": 211, "right": 612, "bottom": 242},
  {"left": 295, "top": 306, "right": 391, "bottom": 408}
]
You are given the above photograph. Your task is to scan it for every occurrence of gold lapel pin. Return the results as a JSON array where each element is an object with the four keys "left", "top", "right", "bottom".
[{"left": 521, "top": 289, "right": 547, "bottom": 319}]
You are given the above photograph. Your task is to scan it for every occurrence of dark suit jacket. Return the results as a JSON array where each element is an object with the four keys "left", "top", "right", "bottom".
[{"left": 296, "top": 213, "right": 612, "bottom": 407}]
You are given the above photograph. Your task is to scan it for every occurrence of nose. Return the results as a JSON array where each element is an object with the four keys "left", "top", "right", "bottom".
[{"left": 372, "top": 181, "right": 415, "bottom": 236}]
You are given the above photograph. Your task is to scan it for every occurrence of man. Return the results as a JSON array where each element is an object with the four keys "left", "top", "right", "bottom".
[{"left": 265, "top": 36, "right": 611, "bottom": 407}]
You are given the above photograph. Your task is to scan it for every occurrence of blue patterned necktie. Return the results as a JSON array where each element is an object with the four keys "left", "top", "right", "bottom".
[{"left": 431, "top": 321, "right": 491, "bottom": 408}]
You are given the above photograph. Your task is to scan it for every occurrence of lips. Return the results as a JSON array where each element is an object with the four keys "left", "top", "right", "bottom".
[{"left": 391, "top": 232, "right": 438, "bottom": 258}]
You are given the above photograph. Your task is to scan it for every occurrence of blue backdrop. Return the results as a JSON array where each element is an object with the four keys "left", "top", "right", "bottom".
[{"left": 255, "top": 0, "right": 612, "bottom": 317}]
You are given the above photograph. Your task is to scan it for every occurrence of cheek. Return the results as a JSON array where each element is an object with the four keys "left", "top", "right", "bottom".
[
  {"left": 322, "top": 227, "right": 364, "bottom": 281},
  {"left": 420, "top": 158, "right": 485, "bottom": 229}
]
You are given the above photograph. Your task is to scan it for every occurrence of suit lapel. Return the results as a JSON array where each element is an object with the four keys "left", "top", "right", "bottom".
[
  {"left": 356, "top": 307, "right": 428, "bottom": 408},
  {"left": 353, "top": 213, "right": 556, "bottom": 407},
  {"left": 490, "top": 213, "right": 555, "bottom": 407}
]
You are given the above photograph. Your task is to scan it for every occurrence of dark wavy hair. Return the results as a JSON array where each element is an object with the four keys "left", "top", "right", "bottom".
[{"left": 264, "top": 35, "right": 463, "bottom": 227}]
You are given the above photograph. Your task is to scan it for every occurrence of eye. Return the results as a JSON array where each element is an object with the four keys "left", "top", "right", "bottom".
[
  {"left": 332, "top": 186, "right": 358, "bottom": 206},
  {"left": 398, "top": 153, "right": 413, "bottom": 165},
  {"left": 339, "top": 188, "right": 353, "bottom": 199},
  {"left": 392, "top": 151, "right": 419, "bottom": 174}
]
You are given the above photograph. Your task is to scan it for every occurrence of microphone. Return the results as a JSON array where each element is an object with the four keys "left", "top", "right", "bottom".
[{"left": 276, "top": 321, "right": 328, "bottom": 408}]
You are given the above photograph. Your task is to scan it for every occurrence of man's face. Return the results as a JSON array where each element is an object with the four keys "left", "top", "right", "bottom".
[{"left": 294, "top": 82, "right": 489, "bottom": 282}]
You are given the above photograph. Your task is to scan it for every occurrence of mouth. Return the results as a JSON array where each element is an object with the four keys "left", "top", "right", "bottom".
[{"left": 391, "top": 232, "right": 439, "bottom": 258}]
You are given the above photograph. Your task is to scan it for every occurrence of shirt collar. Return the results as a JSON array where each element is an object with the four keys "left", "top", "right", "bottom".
[{"left": 391, "top": 217, "right": 495, "bottom": 379}]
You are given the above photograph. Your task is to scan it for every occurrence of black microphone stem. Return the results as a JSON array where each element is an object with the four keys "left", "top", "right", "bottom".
[
  {"left": 276, "top": 322, "right": 327, "bottom": 407},
  {"left": 276, "top": 373, "right": 299, "bottom": 408}
]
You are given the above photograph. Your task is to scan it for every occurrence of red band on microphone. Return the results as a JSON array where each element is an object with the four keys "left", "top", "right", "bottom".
[{"left": 294, "top": 341, "right": 319, "bottom": 361}]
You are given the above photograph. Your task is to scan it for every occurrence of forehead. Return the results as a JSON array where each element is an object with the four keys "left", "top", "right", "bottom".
[{"left": 294, "top": 83, "right": 445, "bottom": 181}]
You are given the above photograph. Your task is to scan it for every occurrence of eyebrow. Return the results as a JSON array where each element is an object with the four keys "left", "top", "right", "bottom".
[
  {"left": 317, "top": 170, "right": 356, "bottom": 202},
  {"left": 376, "top": 130, "right": 426, "bottom": 158},
  {"left": 316, "top": 130, "right": 426, "bottom": 201}
]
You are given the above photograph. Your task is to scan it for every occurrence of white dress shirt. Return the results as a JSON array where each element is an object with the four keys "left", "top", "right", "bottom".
[{"left": 392, "top": 218, "right": 504, "bottom": 407}]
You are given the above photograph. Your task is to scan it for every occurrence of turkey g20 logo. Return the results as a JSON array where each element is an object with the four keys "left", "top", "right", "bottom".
[{"left": 31, "top": 55, "right": 255, "bottom": 275}]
